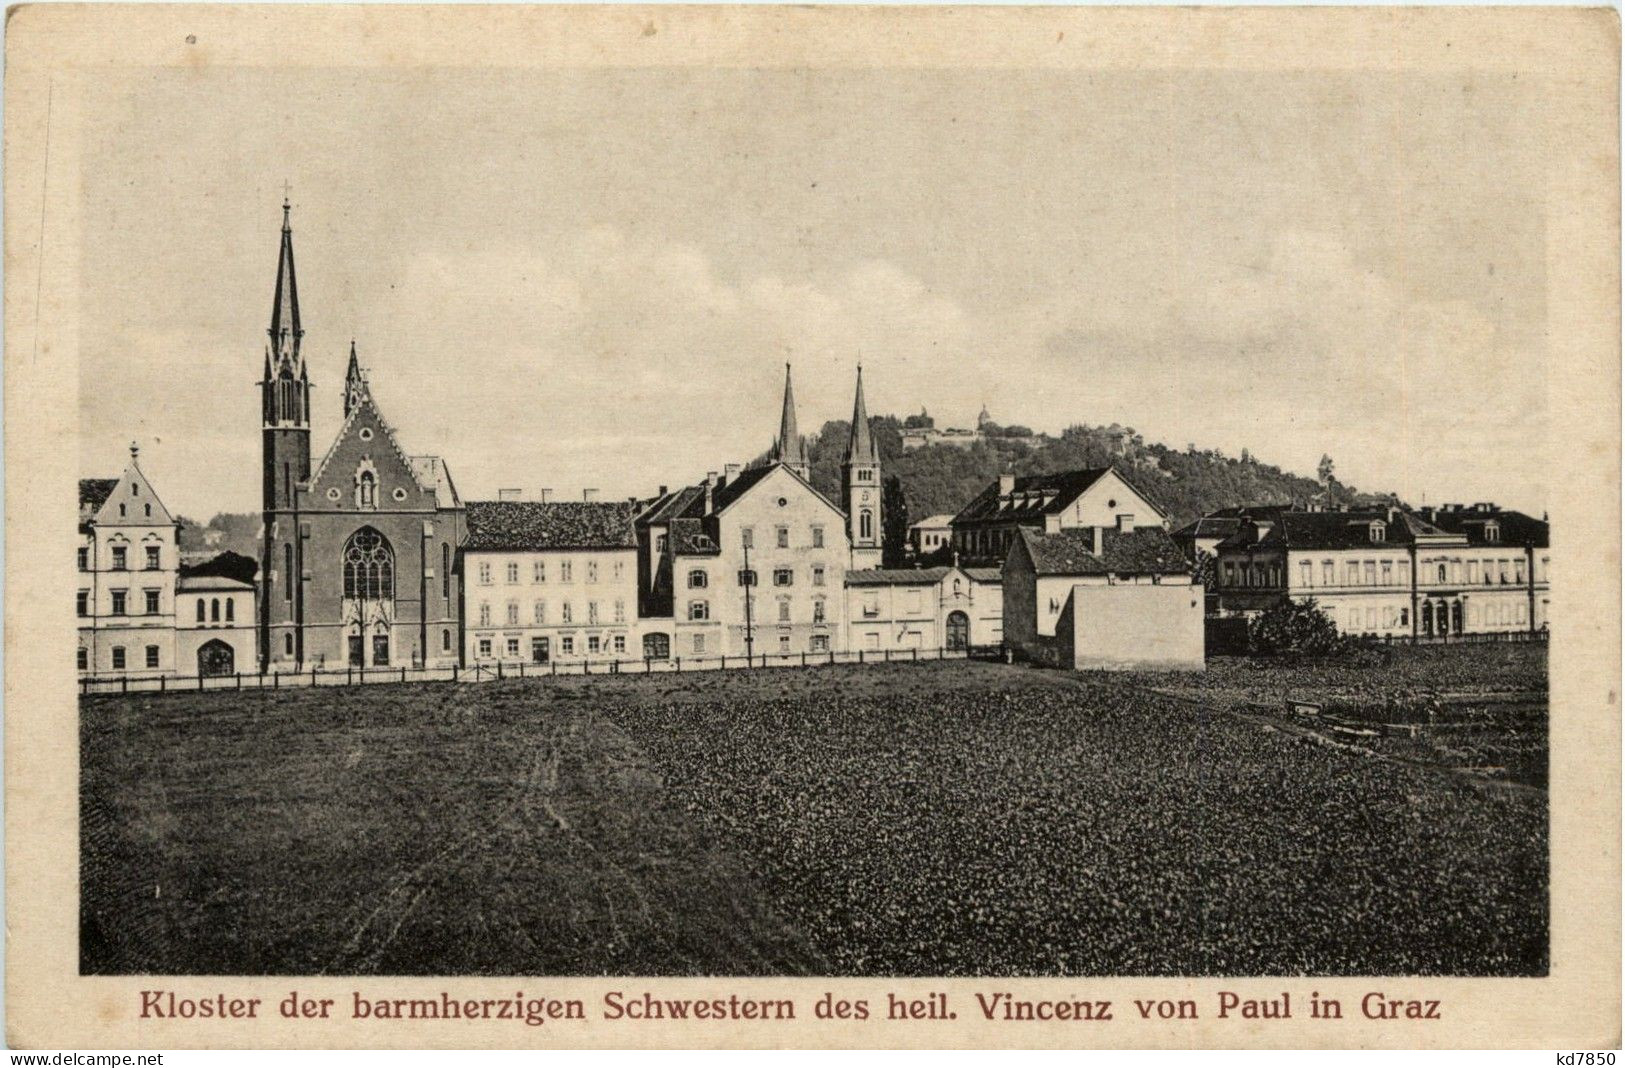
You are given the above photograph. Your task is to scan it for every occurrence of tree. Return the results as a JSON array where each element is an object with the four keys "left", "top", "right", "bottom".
[
  {"left": 1248, "top": 599, "right": 1343, "bottom": 656},
  {"left": 1318, "top": 454, "right": 1336, "bottom": 485},
  {"left": 881, "top": 476, "right": 911, "bottom": 567}
]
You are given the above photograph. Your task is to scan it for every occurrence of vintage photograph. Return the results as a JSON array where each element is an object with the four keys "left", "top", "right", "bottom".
[{"left": 63, "top": 18, "right": 1562, "bottom": 985}]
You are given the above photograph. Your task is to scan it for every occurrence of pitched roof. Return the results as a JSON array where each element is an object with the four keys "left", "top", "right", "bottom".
[
  {"left": 638, "top": 485, "right": 705, "bottom": 526},
  {"left": 1172, "top": 504, "right": 1297, "bottom": 541},
  {"left": 668, "top": 516, "right": 720, "bottom": 556},
  {"left": 1214, "top": 510, "right": 1453, "bottom": 553},
  {"left": 79, "top": 479, "right": 119, "bottom": 510},
  {"left": 962, "top": 567, "right": 1003, "bottom": 583},
  {"left": 409, "top": 456, "right": 461, "bottom": 510},
  {"left": 464, "top": 500, "right": 638, "bottom": 552},
  {"left": 178, "top": 574, "right": 256, "bottom": 593},
  {"left": 952, "top": 466, "right": 1164, "bottom": 525},
  {"left": 911, "top": 513, "right": 957, "bottom": 529},
  {"left": 846, "top": 365, "right": 878, "bottom": 463},
  {"left": 702, "top": 464, "right": 777, "bottom": 515},
  {"left": 1017, "top": 525, "right": 1191, "bottom": 576},
  {"left": 846, "top": 567, "right": 951, "bottom": 586},
  {"left": 1423, "top": 506, "right": 1549, "bottom": 548}
]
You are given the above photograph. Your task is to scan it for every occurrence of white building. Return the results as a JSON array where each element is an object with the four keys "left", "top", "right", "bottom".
[
  {"left": 78, "top": 445, "right": 180, "bottom": 676},
  {"left": 844, "top": 566, "right": 1003, "bottom": 653}
]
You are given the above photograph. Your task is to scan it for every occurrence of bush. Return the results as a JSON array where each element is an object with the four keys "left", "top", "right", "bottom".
[{"left": 1248, "top": 598, "right": 1343, "bottom": 656}]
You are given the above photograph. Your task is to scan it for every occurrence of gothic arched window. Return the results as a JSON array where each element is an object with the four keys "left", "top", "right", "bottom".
[
  {"left": 343, "top": 527, "right": 395, "bottom": 602},
  {"left": 859, "top": 509, "right": 874, "bottom": 540}
]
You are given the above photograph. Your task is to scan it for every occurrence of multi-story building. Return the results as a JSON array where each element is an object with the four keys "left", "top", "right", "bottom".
[
  {"left": 78, "top": 444, "right": 181, "bottom": 676},
  {"left": 634, "top": 364, "right": 875, "bottom": 659},
  {"left": 176, "top": 552, "right": 259, "bottom": 677},
  {"left": 462, "top": 499, "right": 641, "bottom": 665},
  {"left": 950, "top": 465, "right": 1169, "bottom": 567},
  {"left": 844, "top": 566, "right": 1003, "bottom": 653},
  {"left": 256, "top": 202, "right": 466, "bottom": 672},
  {"left": 1211, "top": 505, "right": 1550, "bottom": 637},
  {"left": 1002, "top": 522, "right": 1200, "bottom": 669},
  {"left": 908, "top": 514, "right": 955, "bottom": 559}
]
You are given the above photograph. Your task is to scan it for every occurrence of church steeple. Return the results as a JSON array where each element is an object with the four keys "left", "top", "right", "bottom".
[
  {"left": 343, "top": 339, "right": 372, "bottom": 419},
  {"left": 772, "top": 362, "right": 809, "bottom": 479},
  {"left": 268, "top": 197, "right": 304, "bottom": 379},
  {"left": 841, "top": 364, "right": 883, "bottom": 568}
]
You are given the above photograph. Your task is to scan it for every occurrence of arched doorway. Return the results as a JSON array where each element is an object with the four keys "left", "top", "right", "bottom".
[
  {"left": 342, "top": 527, "right": 395, "bottom": 667},
  {"left": 946, "top": 611, "right": 970, "bottom": 652},
  {"left": 197, "top": 639, "right": 234, "bottom": 677},
  {"left": 643, "top": 632, "right": 671, "bottom": 660}
]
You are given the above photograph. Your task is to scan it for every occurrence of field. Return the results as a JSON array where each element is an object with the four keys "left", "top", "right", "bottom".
[{"left": 81, "top": 648, "right": 1548, "bottom": 977}]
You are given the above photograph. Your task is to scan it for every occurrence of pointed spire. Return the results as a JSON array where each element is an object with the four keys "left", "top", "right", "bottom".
[
  {"left": 846, "top": 363, "right": 878, "bottom": 464},
  {"left": 343, "top": 339, "right": 371, "bottom": 419},
  {"left": 774, "top": 362, "right": 808, "bottom": 472},
  {"left": 268, "top": 197, "right": 303, "bottom": 377}
]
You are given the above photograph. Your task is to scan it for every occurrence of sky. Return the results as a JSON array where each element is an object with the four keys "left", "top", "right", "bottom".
[{"left": 76, "top": 65, "right": 1552, "bottom": 518}]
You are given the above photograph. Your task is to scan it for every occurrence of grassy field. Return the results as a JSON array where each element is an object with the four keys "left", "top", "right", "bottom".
[{"left": 81, "top": 650, "right": 1547, "bottom": 976}]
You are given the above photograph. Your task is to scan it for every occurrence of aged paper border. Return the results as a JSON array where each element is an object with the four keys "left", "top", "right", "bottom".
[{"left": 5, "top": 4, "right": 1619, "bottom": 1049}]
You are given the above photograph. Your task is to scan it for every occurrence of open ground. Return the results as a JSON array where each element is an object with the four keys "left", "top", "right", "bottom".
[{"left": 81, "top": 646, "right": 1548, "bottom": 976}]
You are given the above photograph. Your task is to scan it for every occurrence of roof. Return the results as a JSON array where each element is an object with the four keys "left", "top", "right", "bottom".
[
  {"left": 409, "top": 456, "right": 462, "bottom": 510},
  {"left": 464, "top": 500, "right": 638, "bottom": 552},
  {"left": 911, "top": 513, "right": 956, "bottom": 529},
  {"left": 963, "top": 567, "right": 1003, "bottom": 583},
  {"left": 668, "top": 517, "right": 720, "bottom": 556},
  {"left": 179, "top": 550, "right": 259, "bottom": 586},
  {"left": 1423, "top": 506, "right": 1549, "bottom": 548},
  {"left": 638, "top": 485, "right": 706, "bottom": 527},
  {"left": 1215, "top": 510, "right": 1453, "bottom": 553},
  {"left": 702, "top": 464, "right": 777, "bottom": 515},
  {"left": 952, "top": 466, "right": 1165, "bottom": 526},
  {"left": 79, "top": 479, "right": 119, "bottom": 510},
  {"left": 1017, "top": 526, "right": 1191, "bottom": 576},
  {"left": 846, "top": 567, "right": 951, "bottom": 587},
  {"left": 178, "top": 575, "right": 256, "bottom": 593},
  {"left": 1172, "top": 504, "right": 1297, "bottom": 541}
]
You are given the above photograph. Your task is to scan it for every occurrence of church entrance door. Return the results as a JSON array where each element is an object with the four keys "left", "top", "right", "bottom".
[
  {"left": 197, "top": 639, "right": 234, "bottom": 678},
  {"left": 372, "top": 635, "right": 390, "bottom": 667},
  {"left": 946, "top": 611, "right": 970, "bottom": 652},
  {"left": 348, "top": 635, "right": 364, "bottom": 667}
]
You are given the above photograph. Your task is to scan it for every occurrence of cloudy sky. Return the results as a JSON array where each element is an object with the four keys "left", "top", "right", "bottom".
[{"left": 78, "top": 65, "right": 1551, "bottom": 518}]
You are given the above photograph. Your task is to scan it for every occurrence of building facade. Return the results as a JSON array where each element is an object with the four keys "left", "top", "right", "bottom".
[
  {"left": 257, "top": 203, "right": 466, "bottom": 671},
  {"left": 844, "top": 566, "right": 1003, "bottom": 653},
  {"left": 462, "top": 499, "right": 641, "bottom": 665},
  {"left": 908, "top": 514, "right": 955, "bottom": 559},
  {"left": 1211, "top": 505, "right": 1550, "bottom": 638},
  {"left": 950, "top": 465, "right": 1169, "bottom": 567},
  {"left": 77, "top": 445, "right": 181, "bottom": 676}
]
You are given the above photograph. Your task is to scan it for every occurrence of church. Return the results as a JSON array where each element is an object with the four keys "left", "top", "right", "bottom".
[{"left": 258, "top": 202, "right": 466, "bottom": 672}]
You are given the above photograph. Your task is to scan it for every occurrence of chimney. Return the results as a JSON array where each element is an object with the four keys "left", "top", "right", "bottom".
[
  {"left": 704, "top": 471, "right": 718, "bottom": 514},
  {"left": 497, "top": 488, "right": 522, "bottom": 501},
  {"left": 658, "top": 484, "right": 668, "bottom": 497},
  {"left": 998, "top": 473, "right": 1016, "bottom": 496},
  {"left": 537, "top": 488, "right": 552, "bottom": 504},
  {"left": 1090, "top": 526, "right": 1106, "bottom": 557},
  {"left": 1043, "top": 513, "right": 1062, "bottom": 534},
  {"left": 724, "top": 463, "right": 741, "bottom": 484},
  {"left": 582, "top": 488, "right": 599, "bottom": 503},
  {"left": 1116, "top": 513, "right": 1134, "bottom": 532}
]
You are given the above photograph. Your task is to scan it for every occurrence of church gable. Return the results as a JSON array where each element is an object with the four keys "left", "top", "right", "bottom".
[
  {"left": 93, "top": 460, "right": 175, "bottom": 527},
  {"left": 306, "top": 399, "right": 434, "bottom": 512}
]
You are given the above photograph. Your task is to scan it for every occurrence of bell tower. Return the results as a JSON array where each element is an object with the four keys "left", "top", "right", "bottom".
[
  {"left": 259, "top": 197, "right": 312, "bottom": 669},
  {"left": 842, "top": 365, "right": 883, "bottom": 569}
]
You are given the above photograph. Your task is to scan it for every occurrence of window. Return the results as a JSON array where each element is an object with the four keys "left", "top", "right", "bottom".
[
  {"left": 811, "top": 634, "right": 829, "bottom": 653},
  {"left": 656, "top": 534, "right": 668, "bottom": 554},
  {"left": 776, "top": 527, "right": 789, "bottom": 549},
  {"left": 779, "top": 634, "right": 791, "bottom": 652},
  {"left": 478, "top": 603, "right": 491, "bottom": 626},
  {"left": 774, "top": 568, "right": 794, "bottom": 587},
  {"left": 614, "top": 600, "right": 626, "bottom": 623},
  {"left": 78, "top": 547, "right": 88, "bottom": 570},
  {"left": 688, "top": 600, "right": 710, "bottom": 621},
  {"left": 284, "top": 633, "right": 294, "bottom": 656},
  {"left": 443, "top": 544, "right": 451, "bottom": 599},
  {"left": 587, "top": 561, "right": 598, "bottom": 584},
  {"left": 588, "top": 635, "right": 601, "bottom": 654},
  {"left": 862, "top": 596, "right": 879, "bottom": 619},
  {"left": 738, "top": 569, "right": 757, "bottom": 587},
  {"left": 813, "top": 598, "right": 826, "bottom": 624},
  {"left": 478, "top": 637, "right": 493, "bottom": 658},
  {"left": 561, "top": 636, "right": 575, "bottom": 655},
  {"left": 1363, "top": 561, "right": 1376, "bottom": 586},
  {"left": 613, "top": 635, "right": 626, "bottom": 654},
  {"left": 144, "top": 504, "right": 151, "bottom": 517},
  {"left": 285, "top": 544, "right": 294, "bottom": 600},
  {"left": 479, "top": 562, "right": 492, "bottom": 585},
  {"left": 145, "top": 645, "right": 160, "bottom": 669},
  {"left": 688, "top": 569, "right": 708, "bottom": 589},
  {"left": 741, "top": 528, "right": 754, "bottom": 549},
  {"left": 534, "top": 600, "right": 547, "bottom": 624},
  {"left": 342, "top": 528, "right": 395, "bottom": 601},
  {"left": 1370, "top": 522, "right": 1386, "bottom": 543},
  {"left": 533, "top": 560, "right": 546, "bottom": 583},
  {"left": 1345, "top": 562, "right": 1359, "bottom": 586},
  {"left": 1382, "top": 560, "right": 1393, "bottom": 585},
  {"left": 442, "top": 629, "right": 451, "bottom": 652},
  {"left": 612, "top": 560, "right": 625, "bottom": 581},
  {"left": 1400, "top": 607, "right": 1410, "bottom": 627},
  {"left": 145, "top": 589, "right": 161, "bottom": 615},
  {"left": 77, "top": 648, "right": 88, "bottom": 671},
  {"left": 1322, "top": 560, "right": 1334, "bottom": 585},
  {"left": 588, "top": 601, "right": 600, "bottom": 625},
  {"left": 119, "top": 504, "right": 126, "bottom": 517},
  {"left": 562, "top": 602, "right": 573, "bottom": 624},
  {"left": 859, "top": 510, "right": 874, "bottom": 540},
  {"left": 506, "top": 601, "right": 519, "bottom": 626},
  {"left": 188, "top": 598, "right": 201, "bottom": 623},
  {"left": 560, "top": 560, "right": 573, "bottom": 583},
  {"left": 1398, "top": 560, "right": 1410, "bottom": 585},
  {"left": 1482, "top": 560, "right": 1494, "bottom": 585},
  {"left": 145, "top": 545, "right": 161, "bottom": 570},
  {"left": 111, "top": 646, "right": 126, "bottom": 670},
  {"left": 77, "top": 591, "right": 88, "bottom": 617},
  {"left": 1300, "top": 561, "right": 1312, "bottom": 587},
  {"left": 111, "top": 546, "right": 127, "bottom": 571},
  {"left": 777, "top": 599, "right": 791, "bottom": 622},
  {"left": 811, "top": 526, "right": 824, "bottom": 548},
  {"left": 506, "top": 637, "right": 520, "bottom": 657},
  {"left": 1514, "top": 558, "right": 1527, "bottom": 584},
  {"left": 110, "top": 590, "right": 127, "bottom": 616},
  {"left": 1485, "top": 521, "right": 1501, "bottom": 543},
  {"left": 507, "top": 562, "right": 519, "bottom": 584},
  {"left": 812, "top": 566, "right": 826, "bottom": 587},
  {"left": 692, "top": 633, "right": 706, "bottom": 654}
]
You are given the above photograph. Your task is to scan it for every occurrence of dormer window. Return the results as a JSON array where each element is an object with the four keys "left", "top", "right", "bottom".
[
  {"left": 1369, "top": 522, "right": 1386, "bottom": 543},
  {"left": 1485, "top": 521, "right": 1501, "bottom": 543}
]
